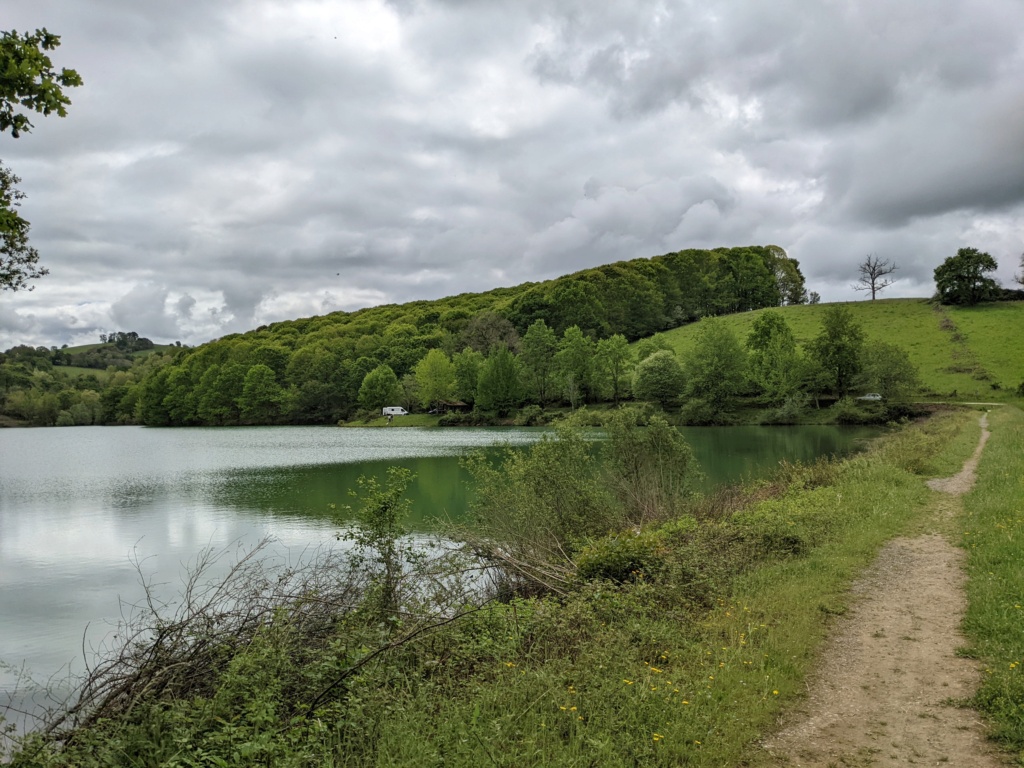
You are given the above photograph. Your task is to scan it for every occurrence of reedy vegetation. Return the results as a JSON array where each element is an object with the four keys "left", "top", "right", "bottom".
[{"left": 2, "top": 408, "right": 984, "bottom": 766}]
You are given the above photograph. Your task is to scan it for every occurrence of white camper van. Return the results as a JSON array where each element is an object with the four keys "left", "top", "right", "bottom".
[{"left": 382, "top": 406, "right": 408, "bottom": 416}]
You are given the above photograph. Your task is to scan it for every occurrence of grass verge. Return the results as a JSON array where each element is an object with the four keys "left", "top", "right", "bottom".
[{"left": 959, "top": 405, "right": 1024, "bottom": 764}]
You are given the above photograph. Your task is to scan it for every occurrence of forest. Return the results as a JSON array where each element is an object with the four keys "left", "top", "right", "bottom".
[{"left": 129, "top": 244, "right": 808, "bottom": 427}]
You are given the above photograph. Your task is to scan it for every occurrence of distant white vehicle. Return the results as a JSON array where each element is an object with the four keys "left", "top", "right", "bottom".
[
  {"left": 856, "top": 393, "right": 883, "bottom": 401},
  {"left": 382, "top": 406, "right": 409, "bottom": 416}
]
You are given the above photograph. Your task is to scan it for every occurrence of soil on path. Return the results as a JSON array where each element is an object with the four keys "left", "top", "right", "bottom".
[{"left": 761, "top": 414, "right": 1008, "bottom": 767}]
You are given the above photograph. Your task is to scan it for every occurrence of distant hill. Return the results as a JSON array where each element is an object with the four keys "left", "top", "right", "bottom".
[
  {"left": 133, "top": 245, "right": 808, "bottom": 426},
  {"left": 657, "top": 298, "right": 1024, "bottom": 400}
]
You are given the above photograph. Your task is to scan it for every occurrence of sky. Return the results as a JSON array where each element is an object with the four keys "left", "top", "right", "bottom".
[{"left": 3, "top": 0, "right": 1024, "bottom": 349}]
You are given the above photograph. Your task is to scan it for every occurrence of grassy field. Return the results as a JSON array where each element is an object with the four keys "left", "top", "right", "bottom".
[
  {"left": 959, "top": 405, "right": 1024, "bottom": 761},
  {"left": 656, "top": 299, "right": 1024, "bottom": 402},
  {"left": 52, "top": 365, "right": 113, "bottom": 382}
]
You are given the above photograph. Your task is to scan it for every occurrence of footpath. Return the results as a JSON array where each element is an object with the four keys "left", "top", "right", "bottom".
[{"left": 761, "top": 414, "right": 1009, "bottom": 766}]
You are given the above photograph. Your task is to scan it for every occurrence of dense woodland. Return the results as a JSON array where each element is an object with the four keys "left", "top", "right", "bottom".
[
  {"left": 131, "top": 245, "right": 810, "bottom": 426},
  {"left": 1, "top": 244, "right": 924, "bottom": 428}
]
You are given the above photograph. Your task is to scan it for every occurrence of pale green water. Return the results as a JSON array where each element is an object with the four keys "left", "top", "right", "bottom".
[{"left": 0, "top": 424, "right": 877, "bottom": 718}]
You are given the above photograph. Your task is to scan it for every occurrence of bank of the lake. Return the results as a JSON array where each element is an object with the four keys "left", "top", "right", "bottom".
[
  {"left": 3, "top": 411, "right": 989, "bottom": 766},
  {"left": 0, "top": 422, "right": 873, "bottom": 731}
]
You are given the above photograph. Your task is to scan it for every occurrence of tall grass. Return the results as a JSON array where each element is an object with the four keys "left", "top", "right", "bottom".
[{"left": 960, "top": 405, "right": 1024, "bottom": 763}]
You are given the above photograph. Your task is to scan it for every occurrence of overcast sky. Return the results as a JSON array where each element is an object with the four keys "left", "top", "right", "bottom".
[{"left": 3, "top": 0, "right": 1023, "bottom": 349}]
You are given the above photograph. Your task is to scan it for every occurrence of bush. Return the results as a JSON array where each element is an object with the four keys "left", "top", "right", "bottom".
[
  {"left": 679, "top": 397, "right": 729, "bottom": 425},
  {"left": 438, "top": 410, "right": 496, "bottom": 426},
  {"left": 513, "top": 404, "right": 548, "bottom": 426},
  {"left": 830, "top": 396, "right": 876, "bottom": 425},
  {"left": 760, "top": 393, "right": 810, "bottom": 425},
  {"left": 575, "top": 516, "right": 698, "bottom": 583}
]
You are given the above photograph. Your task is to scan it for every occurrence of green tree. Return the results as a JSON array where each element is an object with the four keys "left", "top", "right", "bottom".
[
  {"left": 555, "top": 325, "right": 594, "bottom": 408},
  {"left": 860, "top": 342, "right": 920, "bottom": 401},
  {"left": 476, "top": 345, "right": 522, "bottom": 415},
  {"left": 746, "top": 311, "right": 802, "bottom": 403},
  {"left": 1, "top": 29, "right": 82, "bottom": 137},
  {"left": 633, "top": 333, "right": 674, "bottom": 363},
  {"left": 239, "top": 364, "right": 284, "bottom": 424},
  {"left": 358, "top": 364, "right": 401, "bottom": 412},
  {"left": 594, "top": 334, "right": 633, "bottom": 404},
  {"left": 460, "top": 311, "right": 520, "bottom": 354},
  {"left": 414, "top": 348, "right": 455, "bottom": 410},
  {"left": 934, "top": 247, "right": 1000, "bottom": 305},
  {"left": 398, "top": 373, "right": 420, "bottom": 413},
  {"left": 452, "top": 347, "right": 484, "bottom": 405},
  {"left": 1, "top": 28, "right": 82, "bottom": 291},
  {"left": 519, "top": 319, "right": 558, "bottom": 403},
  {"left": 632, "top": 350, "right": 685, "bottom": 409},
  {"left": 683, "top": 318, "right": 747, "bottom": 411},
  {"left": 807, "top": 305, "right": 865, "bottom": 396},
  {"left": 196, "top": 362, "right": 246, "bottom": 425},
  {"left": 0, "top": 165, "right": 44, "bottom": 291}
]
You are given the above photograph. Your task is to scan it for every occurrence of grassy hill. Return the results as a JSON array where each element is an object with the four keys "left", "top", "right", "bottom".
[{"left": 656, "top": 298, "right": 1024, "bottom": 402}]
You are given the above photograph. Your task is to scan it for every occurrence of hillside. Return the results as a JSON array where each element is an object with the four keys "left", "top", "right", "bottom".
[
  {"left": 129, "top": 245, "right": 806, "bottom": 426},
  {"left": 657, "top": 298, "right": 1024, "bottom": 401}
]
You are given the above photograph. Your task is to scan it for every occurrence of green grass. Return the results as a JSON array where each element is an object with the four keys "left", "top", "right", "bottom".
[
  {"left": 959, "top": 405, "right": 1024, "bottom": 763},
  {"left": 340, "top": 413, "right": 442, "bottom": 427},
  {"left": 52, "top": 365, "right": 112, "bottom": 382},
  {"left": 655, "top": 299, "right": 1024, "bottom": 402}
]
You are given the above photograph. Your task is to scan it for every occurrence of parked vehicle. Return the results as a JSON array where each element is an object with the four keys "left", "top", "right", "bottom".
[
  {"left": 856, "top": 393, "right": 883, "bottom": 401},
  {"left": 382, "top": 406, "right": 409, "bottom": 416}
]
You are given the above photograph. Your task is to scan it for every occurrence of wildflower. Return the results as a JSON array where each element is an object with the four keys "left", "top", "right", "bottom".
[
  {"left": 650, "top": 666, "right": 663, "bottom": 673},
  {"left": 773, "top": 690, "right": 779, "bottom": 695},
  {"left": 682, "top": 700, "right": 690, "bottom": 705},
  {"left": 569, "top": 706, "right": 577, "bottom": 712},
  {"left": 504, "top": 662, "right": 516, "bottom": 667},
  {"left": 653, "top": 733, "right": 664, "bottom": 742},
  {"left": 623, "top": 679, "right": 634, "bottom": 685}
]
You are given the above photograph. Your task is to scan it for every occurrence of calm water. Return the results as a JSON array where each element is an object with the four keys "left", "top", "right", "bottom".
[{"left": 0, "top": 423, "right": 877, "bottom": 720}]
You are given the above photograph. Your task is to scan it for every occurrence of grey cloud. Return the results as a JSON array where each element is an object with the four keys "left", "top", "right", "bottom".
[
  {"left": 110, "top": 283, "right": 183, "bottom": 338},
  {"left": 3, "top": 0, "right": 1024, "bottom": 349}
]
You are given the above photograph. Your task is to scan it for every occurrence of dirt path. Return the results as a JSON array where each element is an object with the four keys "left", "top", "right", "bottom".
[{"left": 761, "top": 414, "right": 1009, "bottom": 767}]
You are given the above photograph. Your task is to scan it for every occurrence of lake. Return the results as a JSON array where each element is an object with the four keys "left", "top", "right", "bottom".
[{"left": 0, "top": 423, "right": 878, "bottom": 724}]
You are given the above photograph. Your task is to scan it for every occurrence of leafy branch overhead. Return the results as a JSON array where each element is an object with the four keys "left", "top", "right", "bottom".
[
  {"left": 0, "top": 28, "right": 82, "bottom": 138},
  {"left": 0, "top": 28, "right": 82, "bottom": 292}
]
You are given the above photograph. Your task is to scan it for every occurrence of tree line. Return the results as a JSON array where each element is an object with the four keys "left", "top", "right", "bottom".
[{"left": 129, "top": 245, "right": 807, "bottom": 426}]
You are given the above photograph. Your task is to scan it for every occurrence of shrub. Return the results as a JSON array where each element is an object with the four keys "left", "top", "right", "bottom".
[
  {"left": 760, "top": 393, "right": 810, "bottom": 425},
  {"left": 513, "top": 404, "right": 546, "bottom": 426},
  {"left": 575, "top": 516, "right": 698, "bottom": 583},
  {"left": 830, "top": 396, "right": 875, "bottom": 425},
  {"left": 679, "top": 397, "right": 729, "bottom": 425}
]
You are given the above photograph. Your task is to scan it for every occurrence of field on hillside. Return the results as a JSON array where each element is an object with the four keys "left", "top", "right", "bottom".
[
  {"left": 53, "top": 365, "right": 112, "bottom": 382},
  {"left": 658, "top": 299, "right": 1024, "bottom": 401}
]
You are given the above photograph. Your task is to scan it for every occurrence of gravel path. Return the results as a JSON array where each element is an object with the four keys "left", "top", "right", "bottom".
[{"left": 761, "top": 414, "right": 1008, "bottom": 766}]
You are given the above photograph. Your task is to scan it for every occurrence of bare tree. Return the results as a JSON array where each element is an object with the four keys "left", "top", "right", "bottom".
[
  {"left": 1016, "top": 252, "right": 1024, "bottom": 287},
  {"left": 853, "top": 254, "right": 898, "bottom": 300}
]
